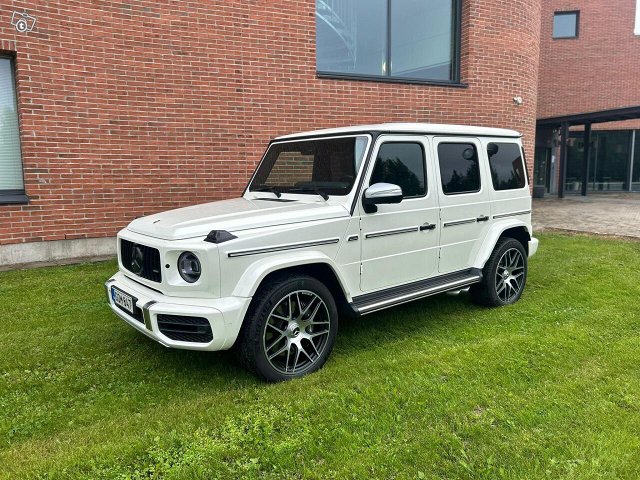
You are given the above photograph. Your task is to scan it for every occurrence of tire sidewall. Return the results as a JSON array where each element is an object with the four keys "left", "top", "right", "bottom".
[{"left": 250, "top": 275, "right": 338, "bottom": 382}]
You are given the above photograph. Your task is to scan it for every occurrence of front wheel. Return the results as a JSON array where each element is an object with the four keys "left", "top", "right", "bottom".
[
  {"left": 470, "top": 237, "right": 528, "bottom": 307},
  {"left": 236, "top": 274, "right": 338, "bottom": 381}
]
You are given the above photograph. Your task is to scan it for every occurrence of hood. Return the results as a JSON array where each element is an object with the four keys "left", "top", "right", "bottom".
[{"left": 126, "top": 197, "right": 350, "bottom": 240}]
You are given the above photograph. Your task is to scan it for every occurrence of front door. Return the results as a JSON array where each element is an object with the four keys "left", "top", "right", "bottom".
[
  {"left": 433, "top": 137, "right": 492, "bottom": 274},
  {"left": 359, "top": 135, "right": 440, "bottom": 292}
]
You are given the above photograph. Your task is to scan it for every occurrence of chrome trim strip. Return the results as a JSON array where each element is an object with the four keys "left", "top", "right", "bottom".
[
  {"left": 142, "top": 301, "right": 156, "bottom": 331},
  {"left": 443, "top": 218, "right": 477, "bottom": 227},
  {"left": 492, "top": 210, "right": 531, "bottom": 220},
  {"left": 227, "top": 238, "right": 340, "bottom": 258},
  {"left": 365, "top": 226, "right": 419, "bottom": 239},
  {"left": 356, "top": 275, "right": 481, "bottom": 315}
]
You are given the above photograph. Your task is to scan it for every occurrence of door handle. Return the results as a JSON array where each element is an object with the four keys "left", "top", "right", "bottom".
[
  {"left": 420, "top": 222, "right": 436, "bottom": 231},
  {"left": 476, "top": 215, "right": 490, "bottom": 222}
]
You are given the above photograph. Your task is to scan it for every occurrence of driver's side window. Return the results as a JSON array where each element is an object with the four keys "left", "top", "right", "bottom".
[{"left": 371, "top": 142, "right": 427, "bottom": 198}]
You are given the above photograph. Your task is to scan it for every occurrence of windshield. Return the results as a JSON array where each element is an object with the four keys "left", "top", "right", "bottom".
[{"left": 249, "top": 136, "right": 368, "bottom": 196}]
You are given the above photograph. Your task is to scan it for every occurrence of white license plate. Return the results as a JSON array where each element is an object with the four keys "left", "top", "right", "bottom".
[{"left": 112, "top": 287, "right": 134, "bottom": 314}]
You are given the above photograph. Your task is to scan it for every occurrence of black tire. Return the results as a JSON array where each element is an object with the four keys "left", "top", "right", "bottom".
[
  {"left": 235, "top": 274, "right": 338, "bottom": 382},
  {"left": 470, "top": 237, "right": 528, "bottom": 307}
]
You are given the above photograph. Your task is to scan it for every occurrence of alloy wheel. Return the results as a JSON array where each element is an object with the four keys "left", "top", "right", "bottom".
[
  {"left": 262, "top": 290, "right": 331, "bottom": 375},
  {"left": 495, "top": 247, "right": 525, "bottom": 303}
]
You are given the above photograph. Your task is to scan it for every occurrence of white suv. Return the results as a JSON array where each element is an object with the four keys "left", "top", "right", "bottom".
[{"left": 106, "top": 123, "right": 538, "bottom": 381}]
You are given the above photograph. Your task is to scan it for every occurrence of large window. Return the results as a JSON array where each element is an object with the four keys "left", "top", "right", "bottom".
[
  {"left": 371, "top": 142, "right": 426, "bottom": 197},
  {"left": 487, "top": 142, "right": 526, "bottom": 190},
  {"left": 553, "top": 11, "right": 579, "bottom": 39},
  {"left": 249, "top": 136, "right": 368, "bottom": 196},
  {"left": 437, "top": 143, "right": 481, "bottom": 195},
  {"left": 316, "top": 0, "right": 460, "bottom": 83},
  {"left": 0, "top": 56, "right": 25, "bottom": 203}
]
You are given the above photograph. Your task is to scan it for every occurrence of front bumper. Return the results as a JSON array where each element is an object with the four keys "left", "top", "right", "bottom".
[{"left": 105, "top": 271, "right": 251, "bottom": 351}]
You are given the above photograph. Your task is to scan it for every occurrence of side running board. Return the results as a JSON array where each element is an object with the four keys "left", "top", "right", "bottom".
[{"left": 351, "top": 268, "right": 482, "bottom": 316}]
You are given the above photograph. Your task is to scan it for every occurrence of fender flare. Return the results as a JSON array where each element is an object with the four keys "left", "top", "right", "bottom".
[
  {"left": 231, "top": 249, "right": 352, "bottom": 300},
  {"left": 472, "top": 219, "right": 532, "bottom": 269}
]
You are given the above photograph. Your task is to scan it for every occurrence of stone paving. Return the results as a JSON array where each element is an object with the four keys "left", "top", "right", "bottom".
[{"left": 532, "top": 193, "right": 640, "bottom": 238}]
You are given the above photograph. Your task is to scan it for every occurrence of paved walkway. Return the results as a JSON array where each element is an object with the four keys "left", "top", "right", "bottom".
[{"left": 532, "top": 193, "right": 640, "bottom": 238}]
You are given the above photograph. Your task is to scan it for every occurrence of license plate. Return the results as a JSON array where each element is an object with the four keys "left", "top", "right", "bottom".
[{"left": 112, "top": 287, "right": 134, "bottom": 314}]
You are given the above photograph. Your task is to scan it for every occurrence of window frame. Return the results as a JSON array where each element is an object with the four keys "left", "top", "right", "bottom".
[
  {"left": 370, "top": 141, "right": 428, "bottom": 199},
  {"left": 552, "top": 10, "right": 580, "bottom": 39},
  {"left": 316, "top": 0, "right": 465, "bottom": 87},
  {"left": 0, "top": 54, "right": 27, "bottom": 205},
  {"left": 436, "top": 141, "right": 482, "bottom": 196}
]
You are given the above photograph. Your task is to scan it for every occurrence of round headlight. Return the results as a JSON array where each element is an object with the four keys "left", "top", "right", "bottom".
[{"left": 178, "top": 252, "right": 201, "bottom": 283}]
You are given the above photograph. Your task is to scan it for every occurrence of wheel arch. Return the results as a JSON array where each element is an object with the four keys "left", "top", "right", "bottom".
[{"left": 473, "top": 220, "right": 532, "bottom": 269}]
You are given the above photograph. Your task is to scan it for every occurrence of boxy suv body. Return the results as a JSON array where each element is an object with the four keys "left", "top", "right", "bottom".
[{"left": 106, "top": 123, "right": 538, "bottom": 381}]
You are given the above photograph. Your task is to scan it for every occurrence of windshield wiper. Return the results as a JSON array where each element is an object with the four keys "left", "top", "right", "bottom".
[
  {"left": 285, "top": 187, "right": 329, "bottom": 201},
  {"left": 253, "top": 185, "right": 282, "bottom": 198}
]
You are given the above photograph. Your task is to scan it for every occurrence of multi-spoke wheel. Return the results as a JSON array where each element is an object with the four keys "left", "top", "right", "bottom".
[
  {"left": 236, "top": 274, "right": 338, "bottom": 381},
  {"left": 470, "top": 237, "right": 528, "bottom": 307}
]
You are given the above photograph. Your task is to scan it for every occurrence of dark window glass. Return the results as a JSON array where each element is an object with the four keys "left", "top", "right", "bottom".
[
  {"left": 249, "top": 136, "right": 368, "bottom": 196},
  {"left": 437, "top": 143, "right": 480, "bottom": 194},
  {"left": 316, "top": 0, "right": 458, "bottom": 82},
  {"left": 553, "top": 12, "right": 578, "bottom": 38},
  {"left": 0, "top": 57, "right": 24, "bottom": 194},
  {"left": 371, "top": 143, "right": 426, "bottom": 197},
  {"left": 487, "top": 143, "right": 526, "bottom": 190}
]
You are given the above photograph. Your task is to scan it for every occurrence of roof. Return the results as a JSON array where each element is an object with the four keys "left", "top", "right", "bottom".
[
  {"left": 537, "top": 105, "right": 640, "bottom": 128},
  {"left": 274, "top": 123, "right": 522, "bottom": 140}
]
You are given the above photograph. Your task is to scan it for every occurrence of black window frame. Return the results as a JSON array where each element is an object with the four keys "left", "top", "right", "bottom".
[
  {"left": 0, "top": 54, "right": 28, "bottom": 205},
  {"left": 437, "top": 141, "right": 482, "bottom": 196},
  {"left": 316, "top": 0, "right": 465, "bottom": 88},
  {"left": 552, "top": 10, "right": 580, "bottom": 39},
  {"left": 370, "top": 141, "right": 428, "bottom": 199}
]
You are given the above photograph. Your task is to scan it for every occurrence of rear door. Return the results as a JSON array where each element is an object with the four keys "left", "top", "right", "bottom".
[
  {"left": 358, "top": 135, "right": 440, "bottom": 292},
  {"left": 433, "top": 137, "right": 492, "bottom": 274}
]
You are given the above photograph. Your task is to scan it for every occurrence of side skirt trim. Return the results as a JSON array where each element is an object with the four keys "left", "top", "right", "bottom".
[{"left": 351, "top": 268, "right": 482, "bottom": 315}]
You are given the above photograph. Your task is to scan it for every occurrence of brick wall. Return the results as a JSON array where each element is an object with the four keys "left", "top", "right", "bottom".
[
  {"left": 0, "top": 0, "right": 541, "bottom": 246},
  {"left": 538, "top": 0, "right": 640, "bottom": 126}
]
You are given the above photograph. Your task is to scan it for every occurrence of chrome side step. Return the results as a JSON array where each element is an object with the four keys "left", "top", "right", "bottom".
[{"left": 351, "top": 269, "right": 482, "bottom": 316}]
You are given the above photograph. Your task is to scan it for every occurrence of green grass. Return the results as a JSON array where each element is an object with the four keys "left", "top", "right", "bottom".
[{"left": 1, "top": 233, "right": 639, "bottom": 479}]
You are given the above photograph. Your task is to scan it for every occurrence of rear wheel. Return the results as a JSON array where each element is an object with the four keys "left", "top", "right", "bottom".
[
  {"left": 236, "top": 274, "right": 338, "bottom": 381},
  {"left": 471, "top": 237, "right": 527, "bottom": 307}
]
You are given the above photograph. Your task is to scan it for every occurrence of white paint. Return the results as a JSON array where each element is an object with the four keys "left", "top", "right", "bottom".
[
  {"left": 105, "top": 125, "right": 537, "bottom": 354},
  {"left": 636, "top": 0, "right": 640, "bottom": 35}
]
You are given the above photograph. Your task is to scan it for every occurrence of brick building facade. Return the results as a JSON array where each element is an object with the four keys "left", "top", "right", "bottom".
[
  {"left": 534, "top": 0, "right": 640, "bottom": 195},
  {"left": 0, "top": 0, "right": 541, "bottom": 263}
]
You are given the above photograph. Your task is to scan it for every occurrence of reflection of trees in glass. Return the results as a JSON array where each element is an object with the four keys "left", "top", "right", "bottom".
[
  {"left": 443, "top": 161, "right": 479, "bottom": 193},
  {"left": 372, "top": 156, "right": 423, "bottom": 197}
]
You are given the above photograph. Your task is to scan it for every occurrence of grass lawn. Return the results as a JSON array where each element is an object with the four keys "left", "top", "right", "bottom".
[{"left": 0, "top": 233, "right": 639, "bottom": 479}]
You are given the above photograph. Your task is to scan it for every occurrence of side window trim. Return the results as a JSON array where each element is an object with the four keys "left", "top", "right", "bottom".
[
  {"left": 369, "top": 140, "right": 428, "bottom": 199},
  {"left": 435, "top": 139, "right": 483, "bottom": 196}
]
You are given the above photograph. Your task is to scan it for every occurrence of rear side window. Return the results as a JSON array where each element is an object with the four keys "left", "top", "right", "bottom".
[
  {"left": 371, "top": 142, "right": 426, "bottom": 198},
  {"left": 487, "top": 142, "right": 526, "bottom": 190},
  {"left": 437, "top": 143, "right": 480, "bottom": 194}
]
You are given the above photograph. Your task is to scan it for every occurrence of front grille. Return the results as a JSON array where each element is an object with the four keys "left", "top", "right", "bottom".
[
  {"left": 157, "top": 314, "right": 213, "bottom": 343},
  {"left": 120, "top": 239, "right": 162, "bottom": 283}
]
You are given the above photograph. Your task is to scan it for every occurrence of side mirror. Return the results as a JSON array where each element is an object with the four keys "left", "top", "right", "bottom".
[{"left": 362, "top": 182, "right": 403, "bottom": 213}]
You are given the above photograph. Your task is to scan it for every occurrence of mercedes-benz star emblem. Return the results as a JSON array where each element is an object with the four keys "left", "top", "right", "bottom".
[{"left": 130, "top": 245, "right": 144, "bottom": 275}]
